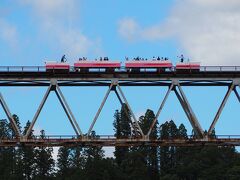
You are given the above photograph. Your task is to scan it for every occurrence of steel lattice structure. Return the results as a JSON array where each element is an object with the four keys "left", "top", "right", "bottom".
[{"left": 0, "top": 66, "right": 240, "bottom": 147}]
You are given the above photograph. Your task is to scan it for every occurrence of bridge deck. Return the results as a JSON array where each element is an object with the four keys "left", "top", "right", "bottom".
[
  {"left": 0, "top": 71, "right": 240, "bottom": 82},
  {"left": 1, "top": 136, "right": 240, "bottom": 147}
]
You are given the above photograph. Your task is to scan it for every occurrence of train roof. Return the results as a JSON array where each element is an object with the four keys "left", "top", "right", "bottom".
[
  {"left": 45, "top": 61, "right": 70, "bottom": 69},
  {"left": 125, "top": 60, "right": 173, "bottom": 68},
  {"left": 176, "top": 62, "right": 200, "bottom": 69},
  {"left": 74, "top": 61, "right": 121, "bottom": 68}
]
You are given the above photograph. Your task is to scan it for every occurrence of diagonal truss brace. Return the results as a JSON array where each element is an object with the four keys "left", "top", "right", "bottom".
[
  {"left": 25, "top": 80, "right": 82, "bottom": 138},
  {"left": 174, "top": 84, "right": 204, "bottom": 137},
  {"left": 147, "top": 84, "right": 174, "bottom": 137},
  {"left": 116, "top": 84, "right": 144, "bottom": 137},
  {"left": 87, "top": 83, "right": 113, "bottom": 136},
  {"left": 114, "top": 89, "right": 139, "bottom": 136},
  {"left": 55, "top": 84, "right": 82, "bottom": 136},
  {"left": 233, "top": 87, "right": 240, "bottom": 103},
  {"left": 208, "top": 83, "right": 235, "bottom": 135},
  {"left": 87, "top": 81, "right": 144, "bottom": 137},
  {"left": 0, "top": 93, "right": 21, "bottom": 137}
]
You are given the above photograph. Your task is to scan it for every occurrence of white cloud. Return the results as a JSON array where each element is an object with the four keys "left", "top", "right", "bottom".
[
  {"left": 118, "top": 0, "right": 240, "bottom": 65},
  {"left": 21, "top": 0, "right": 102, "bottom": 59},
  {"left": 118, "top": 18, "right": 140, "bottom": 42},
  {"left": 0, "top": 18, "right": 18, "bottom": 47}
]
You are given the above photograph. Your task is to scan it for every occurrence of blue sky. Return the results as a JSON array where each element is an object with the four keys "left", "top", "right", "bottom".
[{"left": 0, "top": 0, "right": 240, "bottom": 139}]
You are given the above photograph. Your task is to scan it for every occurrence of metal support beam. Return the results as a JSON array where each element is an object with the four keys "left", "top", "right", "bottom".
[
  {"left": 208, "top": 83, "right": 235, "bottom": 135},
  {"left": 114, "top": 90, "right": 123, "bottom": 105},
  {"left": 233, "top": 88, "right": 240, "bottom": 103},
  {"left": 175, "top": 85, "right": 204, "bottom": 137},
  {"left": 114, "top": 89, "right": 138, "bottom": 135},
  {"left": 25, "top": 84, "right": 52, "bottom": 137},
  {"left": 174, "top": 89, "right": 192, "bottom": 121},
  {"left": 116, "top": 84, "right": 144, "bottom": 137},
  {"left": 55, "top": 85, "right": 82, "bottom": 136},
  {"left": 178, "top": 83, "right": 204, "bottom": 136},
  {"left": 147, "top": 84, "right": 173, "bottom": 137},
  {"left": 174, "top": 89, "right": 200, "bottom": 136},
  {"left": 0, "top": 93, "right": 21, "bottom": 137},
  {"left": 87, "top": 83, "right": 113, "bottom": 136}
]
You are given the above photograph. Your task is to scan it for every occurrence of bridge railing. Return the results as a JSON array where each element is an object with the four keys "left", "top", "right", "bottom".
[
  {"left": 0, "top": 66, "right": 240, "bottom": 73},
  {"left": 0, "top": 66, "right": 46, "bottom": 72},
  {"left": 2, "top": 135, "right": 240, "bottom": 141},
  {"left": 200, "top": 66, "right": 240, "bottom": 72}
]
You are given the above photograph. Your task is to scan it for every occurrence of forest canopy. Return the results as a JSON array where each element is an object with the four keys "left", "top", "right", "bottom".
[{"left": 1, "top": 105, "right": 240, "bottom": 180}]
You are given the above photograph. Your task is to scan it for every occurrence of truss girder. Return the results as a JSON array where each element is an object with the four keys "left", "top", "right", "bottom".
[
  {"left": 25, "top": 82, "right": 82, "bottom": 138},
  {"left": 0, "top": 77, "right": 239, "bottom": 145}
]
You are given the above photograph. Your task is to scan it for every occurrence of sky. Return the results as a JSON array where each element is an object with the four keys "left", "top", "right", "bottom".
[{"left": 1, "top": 0, "right": 240, "bottom": 156}]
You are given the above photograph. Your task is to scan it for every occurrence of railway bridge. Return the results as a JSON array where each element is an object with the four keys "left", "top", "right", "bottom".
[{"left": 0, "top": 65, "right": 240, "bottom": 147}]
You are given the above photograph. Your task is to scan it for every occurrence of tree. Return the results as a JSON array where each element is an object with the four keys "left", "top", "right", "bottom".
[
  {"left": 56, "top": 146, "right": 71, "bottom": 179},
  {"left": 34, "top": 130, "right": 54, "bottom": 179},
  {"left": 18, "top": 120, "right": 36, "bottom": 180},
  {"left": 0, "top": 119, "right": 15, "bottom": 179},
  {"left": 7, "top": 114, "right": 23, "bottom": 179},
  {"left": 159, "top": 120, "right": 179, "bottom": 177},
  {"left": 121, "top": 150, "right": 151, "bottom": 180},
  {"left": 138, "top": 109, "right": 159, "bottom": 180},
  {"left": 68, "top": 146, "right": 85, "bottom": 179},
  {"left": 113, "top": 104, "right": 131, "bottom": 167},
  {"left": 82, "top": 131, "right": 106, "bottom": 180},
  {"left": 70, "top": 146, "right": 85, "bottom": 169}
]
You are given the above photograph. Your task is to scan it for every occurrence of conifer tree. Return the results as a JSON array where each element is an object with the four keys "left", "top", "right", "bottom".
[
  {"left": 82, "top": 131, "right": 105, "bottom": 179},
  {"left": 57, "top": 146, "right": 71, "bottom": 178},
  {"left": 7, "top": 114, "right": 23, "bottom": 179},
  {"left": 0, "top": 119, "right": 14, "bottom": 179},
  {"left": 19, "top": 120, "right": 35, "bottom": 180},
  {"left": 113, "top": 104, "right": 131, "bottom": 167},
  {"left": 159, "top": 120, "right": 179, "bottom": 176},
  {"left": 34, "top": 130, "right": 54, "bottom": 179},
  {"left": 138, "top": 109, "right": 159, "bottom": 180}
]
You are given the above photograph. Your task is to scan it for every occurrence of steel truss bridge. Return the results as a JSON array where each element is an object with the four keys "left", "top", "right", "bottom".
[{"left": 0, "top": 66, "right": 240, "bottom": 147}]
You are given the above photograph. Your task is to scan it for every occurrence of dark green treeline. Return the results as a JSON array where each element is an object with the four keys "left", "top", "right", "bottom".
[{"left": 1, "top": 105, "right": 240, "bottom": 179}]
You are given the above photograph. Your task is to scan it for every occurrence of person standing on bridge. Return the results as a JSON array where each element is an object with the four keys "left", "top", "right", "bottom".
[
  {"left": 180, "top": 54, "right": 184, "bottom": 62},
  {"left": 61, "top": 55, "right": 67, "bottom": 63}
]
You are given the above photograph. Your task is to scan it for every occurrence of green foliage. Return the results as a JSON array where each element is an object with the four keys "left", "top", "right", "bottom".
[
  {"left": 113, "top": 104, "right": 131, "bottom": 167},
  {"left": 1, "top": 111, "right": 240, "bottom": 179},
  {"left": 34, "top": 130, "right": 55, "bottom": 179},
  {"left": 56, "top": 146, "right": 71, "bottom": 178}
]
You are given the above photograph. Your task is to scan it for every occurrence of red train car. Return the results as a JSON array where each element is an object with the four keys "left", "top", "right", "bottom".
[
  {"left": 45, "top": 61, "right": 70, "bottom": 72},
  {"left": 125, "top": 60, "right": 173, "bottom": 72},
  {"left": 176, "top": 62, "right": 200, "bottom": 71},
  {"left": 74, "top": 61, "right": 121, "bottom": 72}
]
